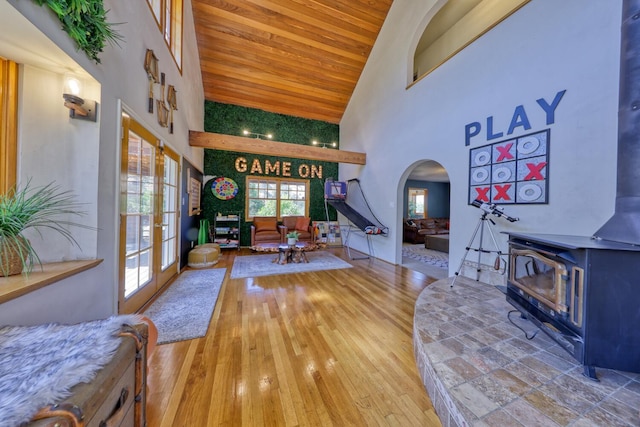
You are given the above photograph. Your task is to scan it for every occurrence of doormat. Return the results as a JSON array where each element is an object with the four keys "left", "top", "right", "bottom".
[
  {"left": 143, "top": 268, "right": 226, "bottom": 345},
  {"left": 230, "top": 251, "right": 352, "bottom": 279},
  {"left": 402, "top": 244, "right": 449, "bottom": 269}
]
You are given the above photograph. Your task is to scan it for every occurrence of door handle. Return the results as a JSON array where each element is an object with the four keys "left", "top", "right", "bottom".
[{"left": 154, "top": 223, "right": 168, "bottom": 228}]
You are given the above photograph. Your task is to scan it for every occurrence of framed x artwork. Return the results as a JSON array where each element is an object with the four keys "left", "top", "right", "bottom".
[{"left": 468, "top": 129, "right": 549, "bottom": 205}]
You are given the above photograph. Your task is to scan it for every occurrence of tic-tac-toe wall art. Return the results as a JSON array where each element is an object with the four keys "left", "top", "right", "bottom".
[{"left": 468, "top": 129, "right": 549, "bottom": 205}]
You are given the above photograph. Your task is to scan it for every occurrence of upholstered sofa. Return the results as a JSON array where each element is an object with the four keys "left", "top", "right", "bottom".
[
  {"left": 279, "top": 216, "right": 314, "bottom": 243},
  {"left": 403, "top": 218, "right": 449, "bottom": 244}
]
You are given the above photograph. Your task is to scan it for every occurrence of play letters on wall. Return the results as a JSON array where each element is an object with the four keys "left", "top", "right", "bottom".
[{"left": 465, "top": 90, "right": 566, "bottom": 205}]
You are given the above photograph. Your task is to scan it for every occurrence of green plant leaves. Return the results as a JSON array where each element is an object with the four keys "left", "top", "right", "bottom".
[
  {"left": 0, "top": 180, "right": 93, "bottom": 275},
  {"left": 30, "top": 0, "right": 122, "bottom": 63}
]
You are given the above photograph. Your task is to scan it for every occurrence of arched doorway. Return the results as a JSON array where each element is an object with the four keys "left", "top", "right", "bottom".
[{"left": 399, "top": 160, "right": 451, "bottom": 279}]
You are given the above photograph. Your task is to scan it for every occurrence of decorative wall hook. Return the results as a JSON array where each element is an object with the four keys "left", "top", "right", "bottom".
[{"left": 144, "top": 49, "right": 159, "bottom": 113}]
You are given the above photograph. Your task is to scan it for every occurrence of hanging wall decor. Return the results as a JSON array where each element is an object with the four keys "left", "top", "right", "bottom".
[
  {"left": 167, "top": 85, "right": 178, "bottom": 134},
  {"left": 144, "top": 49, "right": 159, "bottom": 113},
  {"left": 156, "top": 72, "right": 169, "bottom": 127},
  {"left": 212, "top": 177, "right": 238, "bottom": 200}
]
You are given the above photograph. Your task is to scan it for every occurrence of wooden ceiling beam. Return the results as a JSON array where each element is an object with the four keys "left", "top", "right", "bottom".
[{"left": 190, "top": 131, "right": 366, "bottom": 165}]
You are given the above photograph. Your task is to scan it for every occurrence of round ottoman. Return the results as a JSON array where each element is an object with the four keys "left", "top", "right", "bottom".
[{"left": 188, "top": 243, "right": 221, "bottom": 268}]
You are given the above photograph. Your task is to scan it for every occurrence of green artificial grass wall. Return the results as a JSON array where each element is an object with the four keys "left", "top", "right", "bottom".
[{"left": 202, "top": 102, "right": 339, "bottom": 246}]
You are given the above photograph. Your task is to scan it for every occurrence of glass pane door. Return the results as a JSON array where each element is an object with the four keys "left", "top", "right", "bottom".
[
  {"left": 120, "top": 115, "right": 158, "bottom": 313},
  {"left": 155, "top": 147, "right": 179, "bottom": 287},
  {"left": 119, "top": 115, "right": 178, "bottom": 313},
  {"left": 124, "top": 132, "right": 155, "bottom": 297}
]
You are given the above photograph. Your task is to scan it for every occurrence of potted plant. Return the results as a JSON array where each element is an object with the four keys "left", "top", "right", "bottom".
[
  {"left": 286, "top": 230, "right": 300, "bottom": 246},
  {"left": 31, "top": 0, "right": 123, "bottom": 63},
  {"left": 0, "top": 181, "right": 90, "bottom": 276}
]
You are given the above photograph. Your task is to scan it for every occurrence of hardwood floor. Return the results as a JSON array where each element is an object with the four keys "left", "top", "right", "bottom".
[{"left": 146, "top": 247, "right": 442, "bottom": 426}]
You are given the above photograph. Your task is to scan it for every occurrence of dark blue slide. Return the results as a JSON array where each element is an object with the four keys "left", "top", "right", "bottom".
[{"left": 326, "top": 200, "right": 386, "bottom": 234}]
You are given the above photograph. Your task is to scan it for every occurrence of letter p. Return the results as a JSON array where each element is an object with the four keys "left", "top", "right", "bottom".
[{"left": 465, "top": 122, "right": 481, "bottom": 146}]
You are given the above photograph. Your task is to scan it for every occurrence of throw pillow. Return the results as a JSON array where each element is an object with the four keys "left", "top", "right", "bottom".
[
  {"left": 254, "top": 219, "right": 276, "bottom": 232},
  {"left": 295, "top": 216, "right": 310, "bottom": 231},
  {"left": 406, "top": 219, "right": 415, "bottom": 227}
]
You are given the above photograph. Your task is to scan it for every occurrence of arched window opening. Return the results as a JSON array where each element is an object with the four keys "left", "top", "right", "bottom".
[{"left": 412, "top": 0, "right": 530, "bottom": 83}]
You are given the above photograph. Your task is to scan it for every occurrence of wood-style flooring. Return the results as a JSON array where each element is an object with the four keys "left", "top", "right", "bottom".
[{"left": 146, "top": 247, "right": 442, "bottom": 426}]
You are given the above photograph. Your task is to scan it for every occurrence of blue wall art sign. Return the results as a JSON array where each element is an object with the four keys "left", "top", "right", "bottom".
[{"left": 464, "top": 90, "right": 566, "bottom": 146}]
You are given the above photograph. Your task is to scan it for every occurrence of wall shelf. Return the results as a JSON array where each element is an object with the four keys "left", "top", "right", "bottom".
[{"left": 0, "top": 259, "right": 103, "bottom": 304}]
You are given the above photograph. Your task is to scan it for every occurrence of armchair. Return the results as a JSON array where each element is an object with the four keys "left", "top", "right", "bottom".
[
  {"left": 250, "top": 216, "right": 281, "bottom": 246},
  {"left": 279, "top": 216, "right": 313, "bottom": 243}
]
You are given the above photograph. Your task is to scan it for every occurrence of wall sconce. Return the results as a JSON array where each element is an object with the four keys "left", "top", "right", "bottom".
[
  {"left": 62, "top": 75, "right": 97, "bottom": 121},
  {"left": 312, "top": 140, "right": 337, "bottom": 149},
  {"left": 243, "top": 129, "right": 273, "bottom": 139}
]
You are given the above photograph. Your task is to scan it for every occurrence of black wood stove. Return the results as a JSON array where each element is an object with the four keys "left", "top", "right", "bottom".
[
  {"left": 506, "top": 232, "right": 640, "bottom": 379},
  {"left": 506, "top": 1, "right": 640, "bottom": 380}
]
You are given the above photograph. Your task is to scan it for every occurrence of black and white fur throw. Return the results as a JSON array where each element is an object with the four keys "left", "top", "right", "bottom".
[{"left": 0, "top": 315, "right": 142, "bottom": 426}]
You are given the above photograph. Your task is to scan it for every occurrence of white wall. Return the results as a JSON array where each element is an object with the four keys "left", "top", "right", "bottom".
[
  {"left": 18, "top": 65, "right": 101, "bottom": 262},
  {"left": 341, "top": 0, "right": 621, "bottom": 277},
  {"left": 0, "top": 0, "right": 204, "bottom": 325}
]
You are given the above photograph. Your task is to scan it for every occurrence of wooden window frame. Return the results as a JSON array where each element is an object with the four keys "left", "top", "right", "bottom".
[
  {"left": 0, "top": 58, "right": 19, "bottom": 194},
  {"left": 245, "top": 177, "right": 310, "bottom": 222},
  {"left": 146, "top": 0, "right": 183, "bottom": 71},
  {"left": 408, "top": 187, "right": 428, "bottom": 219}
]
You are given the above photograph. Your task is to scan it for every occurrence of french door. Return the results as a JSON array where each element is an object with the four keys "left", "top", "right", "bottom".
[{"left": 119, "top": 113, "right": 179, "bottom": 313}]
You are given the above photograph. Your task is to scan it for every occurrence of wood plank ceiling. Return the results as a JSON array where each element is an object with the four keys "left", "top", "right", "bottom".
[{"left": 192, "top": 0, "right": 394, "bottom": 124}]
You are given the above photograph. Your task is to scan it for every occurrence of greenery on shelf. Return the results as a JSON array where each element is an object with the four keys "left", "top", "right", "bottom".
[
  {"left": 31, "top": 0, "right": 122, "bottom": 63},
  {"left": 0, "top": 181, "right": 91, "bottom": 276}
]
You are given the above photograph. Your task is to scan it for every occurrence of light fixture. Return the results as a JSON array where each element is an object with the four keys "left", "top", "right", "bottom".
[
  {"left": 62, "top": 75, "right": 97, "bottom": 121},
  {"left": 63, "top": 94, "right": 98, "bottom": 121},
  {"left": 312, "top": 140, "right": 337, "bottom": 149},
  {"left": 243, "top": 129, "right": 273, "bottom": 139}
]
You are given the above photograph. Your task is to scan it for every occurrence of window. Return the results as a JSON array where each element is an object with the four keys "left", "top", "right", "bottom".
[
  {"left": 246, "top": 177, "right": 309, "bottom": 220},
  {"left": 412, "top": 0, "right": 530, "bottom": 83},
  {"left": 408, "top": 188, "right": 428, "bottom": 219},
  {"left": 147, "top": 0, "right": 183, "bottom": 69}
]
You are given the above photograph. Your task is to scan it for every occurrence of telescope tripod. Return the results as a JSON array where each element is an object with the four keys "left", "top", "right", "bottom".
[{"left": 450, "top": 211, "right": 505, "bottom": 287}]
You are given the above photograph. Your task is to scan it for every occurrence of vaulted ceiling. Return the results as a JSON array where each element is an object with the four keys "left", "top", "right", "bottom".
[{"left": 191, "top": 0, "right": 394, "bottom": 124}]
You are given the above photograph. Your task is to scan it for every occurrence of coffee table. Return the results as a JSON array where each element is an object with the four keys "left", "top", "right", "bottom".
[
  {"left": 251, "top": 242, "right": 319, "bottom": 265},
  {"left": 425, "top": 234, "right": 449, "bottom": 252}
]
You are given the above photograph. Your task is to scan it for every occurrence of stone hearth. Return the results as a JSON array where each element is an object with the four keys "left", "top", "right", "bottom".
[{"left": 413, "top": 276, "right": 640, "bottom": 426}]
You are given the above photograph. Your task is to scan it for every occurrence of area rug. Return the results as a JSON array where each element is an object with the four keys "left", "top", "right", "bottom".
[
  {"left": 230, "top": 251, "right": 352, "bottom": 279},
  {"left": 143, "top": 268, "right": 226, "bottom": 345},
  {"left": 402, "top": 244, "right": 449, "bottom": 269},
  {"left": 0, "top": 315, "right": 141, "bottom": 426}
]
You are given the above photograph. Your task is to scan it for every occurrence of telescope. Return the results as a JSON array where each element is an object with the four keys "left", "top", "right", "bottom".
[{"left": 471, "top": 199, "right": 519, "bottom": 222}]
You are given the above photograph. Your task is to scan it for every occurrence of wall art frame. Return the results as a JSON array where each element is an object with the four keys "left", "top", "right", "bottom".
[{"left": 468, "top": 129, "right": 550, "bottom": 205}]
